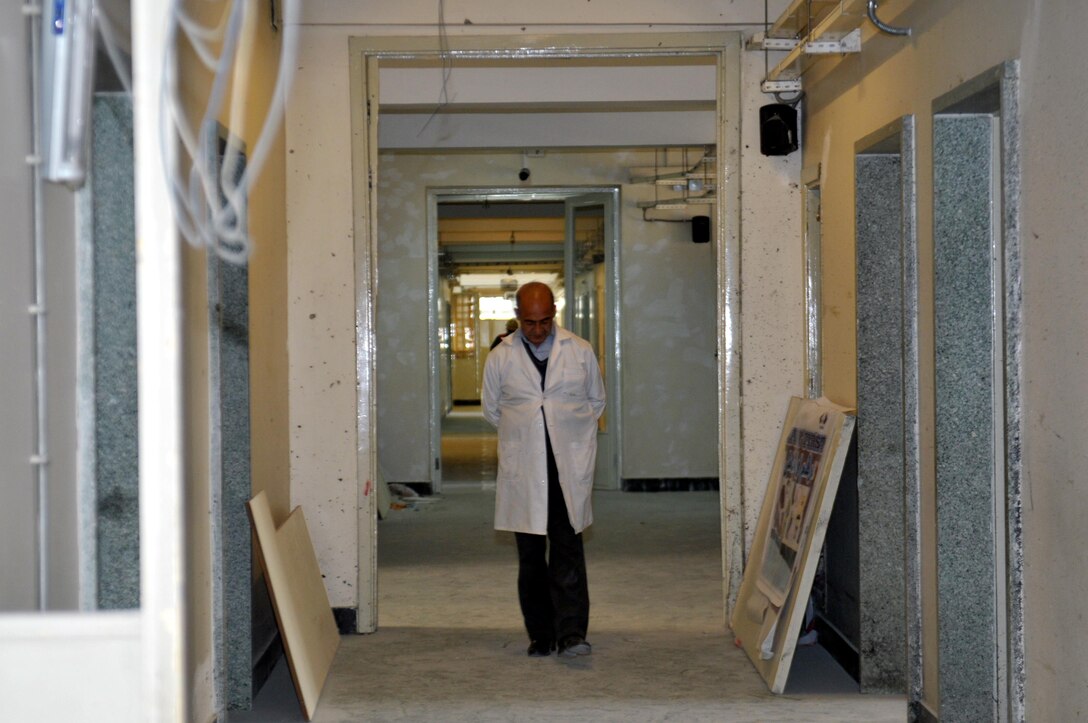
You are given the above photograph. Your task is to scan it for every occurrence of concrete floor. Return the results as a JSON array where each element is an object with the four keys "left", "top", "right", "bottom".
[{"left": 234, "top": 409, "right": 906, "bottom": 722}]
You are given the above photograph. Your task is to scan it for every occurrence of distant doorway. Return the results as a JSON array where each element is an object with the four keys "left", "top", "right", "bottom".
[{"left": 428, "top": 189, "right": 620, "bottom": 494}]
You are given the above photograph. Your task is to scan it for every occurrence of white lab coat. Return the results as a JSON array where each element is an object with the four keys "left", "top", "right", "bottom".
[{"left": 482, "top": 327, "right": 606, "bottom": 535}]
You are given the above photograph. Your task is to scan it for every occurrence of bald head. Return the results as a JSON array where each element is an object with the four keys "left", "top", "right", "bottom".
[
  {"left": 515, "top": 281, "right": 554, "bottom": 309},
  {"left": 515, "top": 282, "right": 556, "bottom": 346}
]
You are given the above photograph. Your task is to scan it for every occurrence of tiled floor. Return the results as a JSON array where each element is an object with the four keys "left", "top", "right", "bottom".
[{"left": 232, "top": 410, "right": 905, "bottom": 722}]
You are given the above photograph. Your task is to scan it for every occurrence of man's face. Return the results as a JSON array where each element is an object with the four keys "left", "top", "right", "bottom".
[{"left": 516, "top": 292, "right": 556, "bottom": 346}]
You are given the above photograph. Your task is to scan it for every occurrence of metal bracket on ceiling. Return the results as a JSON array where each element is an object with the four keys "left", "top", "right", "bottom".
[
  {"left": 805, "top": 28, "right": 862, "bottom": 55},
  {"left": 761, "top": 79, "right": 804, "bottom": 94},
  {"left": 749, "top": 28, "right": 861, "bottom": 55},
  {"left": 753, "top": 25, "right": 863, "bottom": 94},
  {"left": 752, "top": 0, "right": 906, "bottom": 96}
]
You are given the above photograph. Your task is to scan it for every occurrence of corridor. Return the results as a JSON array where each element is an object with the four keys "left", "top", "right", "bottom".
[{"left": 239, "top": 410, "right": 905, "bottom": 722}]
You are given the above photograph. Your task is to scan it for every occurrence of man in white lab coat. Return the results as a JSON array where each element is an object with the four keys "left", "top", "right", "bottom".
[{"left": 482, "top": 282, "right": 606, "bottom": 658}]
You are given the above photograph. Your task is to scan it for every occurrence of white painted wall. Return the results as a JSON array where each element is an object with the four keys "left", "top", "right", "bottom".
[
  {"left": 737, "top": 49, "right": 804, "bottom": 544},
  {"left": 287, "top": 30, "right": 361, "bottom": 607},
  {"left": 380, "top": 64, "right": 718, "bottom": 106},
  {"left": 378, "top": 62, "right": 719, "bottom": 148},
  {"left": 802, "top": 0, "right": 1088, "bottom": 717}
]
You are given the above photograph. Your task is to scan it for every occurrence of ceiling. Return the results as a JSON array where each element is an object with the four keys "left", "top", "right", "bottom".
[
  {"left": 438, "top": 201, "right": 564, "bottom": 277},
  {"left": 378, "top": 57, "right": 718, "bottom": 150}
]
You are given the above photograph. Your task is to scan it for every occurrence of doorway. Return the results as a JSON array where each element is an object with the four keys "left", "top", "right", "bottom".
[
  {"left": 425, "top": 190, "right": 621, "bottom": 495},
  {"left": 351, "top": 33, "right": 743, "bottom": 633}
]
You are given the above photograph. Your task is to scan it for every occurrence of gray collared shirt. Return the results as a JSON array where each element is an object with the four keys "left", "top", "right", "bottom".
[{"left": 518, "top": 326, "right": 556, "bottom": 361}]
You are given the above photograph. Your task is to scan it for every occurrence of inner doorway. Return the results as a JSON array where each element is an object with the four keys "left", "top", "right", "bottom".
[
  {"left": 431, "top": 190, "right": 620, "bottom": 493},
  {"left": 352, "top": 32, "right": 743, "bottom": 633}
]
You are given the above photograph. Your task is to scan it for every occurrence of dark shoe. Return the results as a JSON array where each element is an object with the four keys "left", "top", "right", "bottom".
[
  {"left": 558, "top": 635, "right": 592, "bottom": 657},
  {"left": 527, "top": 639, "right": 553, "bottom": 657}
]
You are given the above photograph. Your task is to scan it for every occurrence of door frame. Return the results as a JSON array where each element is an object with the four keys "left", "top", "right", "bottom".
[
  {"left": 349, "top": 32, "right": 744, "bottom": 632},
  {"left": 564, "top": 191, "right": 620, "bottom": 490}
]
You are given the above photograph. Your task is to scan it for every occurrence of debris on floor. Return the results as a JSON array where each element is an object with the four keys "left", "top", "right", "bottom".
[
  {"left": 387, "top": 484, "right": 442, "bottom": 512},
  {"left": 389, "top": 483, "right": 419, "bottom": 498}
]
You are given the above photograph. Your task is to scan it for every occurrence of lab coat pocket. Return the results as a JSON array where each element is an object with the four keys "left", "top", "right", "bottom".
[
  {"left": 497, "top": 440, "right": 523, "bottom": 482},
  {"left": 558, "top": 364, "right": 587, "bottom": 397},
  {"left": 568, "top": 440, "right": 596, "bottom": 487}
]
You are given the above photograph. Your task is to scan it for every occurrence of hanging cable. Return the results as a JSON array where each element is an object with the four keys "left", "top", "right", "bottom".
[
  {"left": 418, "top": 0, "right": 453, "bottom": 136},
  {"left": 161, "top": 0, "right": 301, "bottom": 265}
]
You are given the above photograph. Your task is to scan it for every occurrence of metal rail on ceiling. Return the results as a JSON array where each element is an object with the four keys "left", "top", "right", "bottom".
[{"left": 750, "top": 0, "right": 911, "bottom": 93}]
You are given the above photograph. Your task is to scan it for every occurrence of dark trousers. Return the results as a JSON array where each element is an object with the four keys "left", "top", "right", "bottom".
[{"left": 513, "top": 438, "right": 590, "bottom": 644}]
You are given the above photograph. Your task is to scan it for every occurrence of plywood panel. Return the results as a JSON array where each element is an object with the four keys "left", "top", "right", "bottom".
[{"left": 248, "top": 491, "right": 340, "bottom": 720}]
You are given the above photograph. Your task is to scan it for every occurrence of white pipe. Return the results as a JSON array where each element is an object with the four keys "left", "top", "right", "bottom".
[{"left": 26, "top": 0, "right": 50, "bottom": 611}]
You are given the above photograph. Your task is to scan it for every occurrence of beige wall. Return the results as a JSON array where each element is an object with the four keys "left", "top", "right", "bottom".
[
  {"left": 177, "top": 1, "right": 288, "bottom": 719},
  {"left": 246, "top": 17, "right": 291, "bottom": 532},
  {"left": 802, "top": 0, "right": 1088, "bottom": 717}
]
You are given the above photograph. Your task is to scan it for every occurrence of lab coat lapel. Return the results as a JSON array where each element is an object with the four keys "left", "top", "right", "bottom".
[{"left": 543, "top": 330, "right": 567, "bottom": 391}]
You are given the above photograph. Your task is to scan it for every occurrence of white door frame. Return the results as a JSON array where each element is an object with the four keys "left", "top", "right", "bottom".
[
  {"left": 348, "top": 32, "right": 744, "bottom": 632},
  {"left": 564, "top": 190, "right": 620, "bottom": 491}
]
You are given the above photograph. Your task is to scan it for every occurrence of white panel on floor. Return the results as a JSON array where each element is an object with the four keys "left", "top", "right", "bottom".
[{"left": 0, "top": 612, "right": 141, "bottom": 723}]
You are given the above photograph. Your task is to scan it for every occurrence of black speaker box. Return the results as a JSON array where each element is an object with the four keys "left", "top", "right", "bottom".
[
  {"left": 691, "top": 215, "right": 710, "bottom": 244},
  {"left": 759, "top": 103, "right": 799, "bottom": 156}
]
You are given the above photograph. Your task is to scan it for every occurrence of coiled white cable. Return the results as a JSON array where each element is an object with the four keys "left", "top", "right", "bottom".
[{"left": 161, "top": 0, "right": 300, "bottom": 265}]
